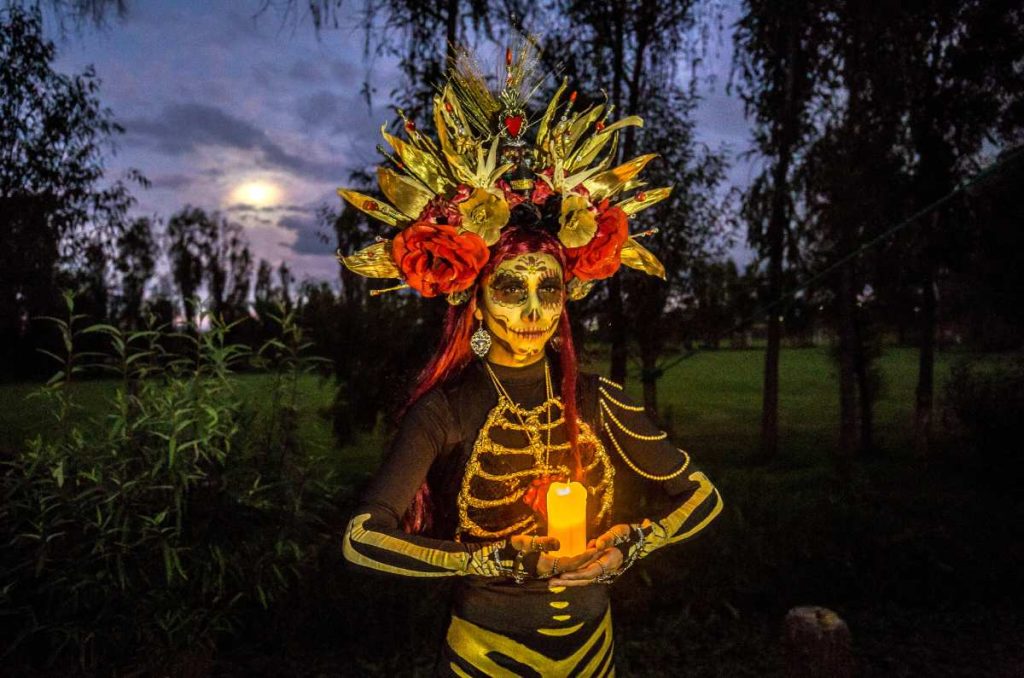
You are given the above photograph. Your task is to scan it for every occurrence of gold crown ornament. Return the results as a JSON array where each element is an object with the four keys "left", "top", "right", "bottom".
[{"left": 336, "top": 38, "right": 669, "bottom": 304}]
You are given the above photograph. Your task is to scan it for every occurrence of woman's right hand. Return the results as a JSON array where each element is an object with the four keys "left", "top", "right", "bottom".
[{"left": 509, "top": 534, "right": 599, "bottom": 578}]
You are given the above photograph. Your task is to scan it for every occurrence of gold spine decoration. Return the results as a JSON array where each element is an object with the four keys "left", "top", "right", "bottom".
[
  {"left": 377, "top": 167, "right": 435, "bottom": 218},
  {"left": 617, "top": 186, "right": 673, "bottom": 215},
  {"left": 446, "top": 289, "right": 472, "bottom": 306},
  {"left": 535, "top": 78, "right": 569, "bottom": 151},
  {"left": 567, "top": 278, "right": 596, "bottom": 301},
  {"left": 456, "top": 395, "right": 614, "bottom": 540},
  {"left": 337, "top": 189, "right": 407, "bottom": 227},
  {"left": 369, "top": 283, "right": 410, "bottom": 296},
  {"left": 338, "top": 241, "right": 401, "bottom": 279},
  {"left": 448, "top": 47, "right": 501, "bottom": 136},
  {"left": 338, "top": 40, "right": 672, "bottom": 293},
  {"left": 620, "top": 237, "right": 666, "bottom": 280},
  {"left": 382, "top": 129, "right": 453, "bottom": 194},
  {"left": 583, "top": 153, "right": 658, "bottom": 200}
]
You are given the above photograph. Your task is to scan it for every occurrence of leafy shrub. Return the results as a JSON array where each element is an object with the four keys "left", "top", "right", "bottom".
[
  {"left": 0, "top": 292, "right": 339, "bottom": 675},
  {"left": 942, "top": 355, "right": 1024, "bottom": 471}
]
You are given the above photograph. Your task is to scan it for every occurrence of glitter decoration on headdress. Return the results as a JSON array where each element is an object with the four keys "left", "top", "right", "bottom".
[{"left": 336, "top": 35, "right": 669, "bottom": 303}]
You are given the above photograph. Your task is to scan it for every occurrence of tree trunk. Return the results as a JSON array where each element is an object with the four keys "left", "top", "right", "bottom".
[
  {"left": 641, "top": 360, "right": 659, "bottom": 421},
  {"left": 637, "top": 286, "right": 662, "bottom": 418},
  {"left": 837, "top": 261, "right": 859, "bottom": 476},
  {"left": 608, "top": 4, "right": 628, "bottom": 385},
  {"left": 914, "top": 247, "right": 937, "bottom": 457},
  {"left": 758, "top": 30, "right": 798, "bottom": 463},
  {"left": 759, "top": 307, "right": 781, "bottom": 462},
  {"left": 853, "top": 310, "right": 875, "bottom": 455}
]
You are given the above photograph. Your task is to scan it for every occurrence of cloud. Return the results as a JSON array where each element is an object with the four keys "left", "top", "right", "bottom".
[
  {"left": 124, "top": 102, "right": 344, "bottom": 181},
  {"left": 288, "top": 58, "right": 325, "bottom": 82},
  {"left": 295, "top": 89, "right": 380, "bottom": 138},
  {"left": 226, "top": 203, "right": 316, "bottom": 214},
  {"left": 279, "top": 214, "right": 334, "bottom": 255},
  {"left": 151, "top": 173, "right": 193, "bottom": 190},
  {"left": 297, "top": 91, "right": 345, "bottom": 128},
  {"left": 329, "top": 59, "right": 361, "bottom": 87}
]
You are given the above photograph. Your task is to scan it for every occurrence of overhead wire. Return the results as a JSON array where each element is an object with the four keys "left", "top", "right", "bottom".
[{"left": 633, "top": 144, "right": 1024, "bottom": 381}]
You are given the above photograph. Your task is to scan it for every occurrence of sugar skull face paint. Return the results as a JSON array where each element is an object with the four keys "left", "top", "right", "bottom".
[{"left": 479, "top": 253, "right": 564, "bottom": 366}]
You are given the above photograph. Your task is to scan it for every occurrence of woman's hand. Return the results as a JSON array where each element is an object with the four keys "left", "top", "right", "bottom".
[
  {"left": 510, "top": 534, "right": 599, "bottom": 579},
  {"left": 548, "top": 524, "right": 632, "bottom": 587}
]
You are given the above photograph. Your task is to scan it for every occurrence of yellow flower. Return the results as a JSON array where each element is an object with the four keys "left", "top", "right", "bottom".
[
  {"left": 558, "top": 194, "right": 597, "bottom": 248},
  {"left": 458, "top": 188, "right": 509, "bottom": 245}
]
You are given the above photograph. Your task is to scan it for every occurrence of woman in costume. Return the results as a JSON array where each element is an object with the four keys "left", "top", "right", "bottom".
[{"left": 338, "top": 42, "right": 723, "bottom": 677}]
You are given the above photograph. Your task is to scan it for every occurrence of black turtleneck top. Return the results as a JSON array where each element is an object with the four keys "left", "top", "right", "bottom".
[{"left": 342, "top": 357, "right": 723, "bottom": 672}]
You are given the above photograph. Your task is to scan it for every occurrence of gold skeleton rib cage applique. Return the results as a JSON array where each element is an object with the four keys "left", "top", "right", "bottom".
[{"left": 456, "top": 393, "right": 614, "bottom": 541}]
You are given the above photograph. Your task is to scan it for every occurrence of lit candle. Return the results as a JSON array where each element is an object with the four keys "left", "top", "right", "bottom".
[{"left": 546, "top": 481, "right": 587, "bottom": 557}]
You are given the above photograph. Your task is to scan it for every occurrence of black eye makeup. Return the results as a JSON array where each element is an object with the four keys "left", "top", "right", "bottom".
[
  {"left": 537, "top": 275, "right": 564, "bottom": 306},
  {"left": 489, "top": 272, "right": 528, "bottom": 306},
  {"left": 487, "top": 268, "right": 565, "bottom": 309}
]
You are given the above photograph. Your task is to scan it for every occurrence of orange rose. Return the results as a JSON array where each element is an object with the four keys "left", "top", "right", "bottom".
[
  {"left": 391, "top": 222, "right": 490, "bottom": 296},
  {"left": 564, "top": 204, "right": 629, "bottom": 281}
]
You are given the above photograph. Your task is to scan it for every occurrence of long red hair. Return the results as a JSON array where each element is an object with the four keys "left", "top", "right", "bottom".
[{"left": 400, "top": 226, "right": 584, "bottom": 534}]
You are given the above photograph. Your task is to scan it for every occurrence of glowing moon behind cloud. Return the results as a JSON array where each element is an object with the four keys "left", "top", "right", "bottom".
[{"left": 231, "top": 180, "right": 282, "bottom": 207}]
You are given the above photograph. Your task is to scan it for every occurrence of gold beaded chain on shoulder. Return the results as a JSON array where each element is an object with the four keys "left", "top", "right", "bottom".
[
  {"left": 598, "top": 390, "right": 692, "bottom": 481},
  {"left": 599, "top": 399, "right": 668, "bottom": 442},
  {"left": 602, "top": 420, "right": 691, "bottom": 481}
]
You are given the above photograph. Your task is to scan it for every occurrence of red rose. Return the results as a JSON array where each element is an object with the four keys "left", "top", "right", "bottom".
[
  {"left": 530, "top": 178, "right": 555, "bottom": 206},
  {"left": 564, "top": 204, "right": 629, "bottom": 281},
  {"left": 530, "top": 167, "right": 556, "bottom": 205},
  {"left": 496, "top": 179, "right": 527, "bottom": 209},
  {"left": 391, "top": 222, "right": 490, "bottom": 296},
  {"left": 417, "top": 187, "right": 468, "bottom": 226}
]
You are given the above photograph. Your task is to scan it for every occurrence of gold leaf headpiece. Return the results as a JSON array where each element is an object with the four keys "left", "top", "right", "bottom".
[{"left": 336, "top": 36, "right": 670, "bottom": 302}]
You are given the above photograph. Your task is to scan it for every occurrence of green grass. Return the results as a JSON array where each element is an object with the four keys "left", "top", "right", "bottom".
[
  {"left": 4, "top": 346, "right": 1021, "bottom": 676},
  {"left": 583, "top": 346, "right": 970, "bottom": 463}
]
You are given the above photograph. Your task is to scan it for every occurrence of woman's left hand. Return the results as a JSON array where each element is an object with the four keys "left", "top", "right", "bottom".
[{"left": 548, "top": 524, "right": 630, "bottom": 587}]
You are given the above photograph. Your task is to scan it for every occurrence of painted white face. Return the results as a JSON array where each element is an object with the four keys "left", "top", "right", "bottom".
[{"left": 479, "top": 252, "right": 565, "bottom": 366}]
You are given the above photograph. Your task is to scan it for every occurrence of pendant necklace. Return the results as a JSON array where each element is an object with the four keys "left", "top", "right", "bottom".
[{"left": 484, "top": 360, "right": 555, "bottom": 469}]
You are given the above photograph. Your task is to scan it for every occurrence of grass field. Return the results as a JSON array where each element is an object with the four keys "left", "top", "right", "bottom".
[
  {"left": 0, "top": 346, "right": 969, "bottom": 466},
  {"left": 3, "top": 345, "right": 1021, "bottom": 676}
]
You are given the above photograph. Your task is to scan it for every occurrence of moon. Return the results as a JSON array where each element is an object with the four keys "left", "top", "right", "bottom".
[{"left": 231, "top": 180, "right": 282, "bottom": 207}]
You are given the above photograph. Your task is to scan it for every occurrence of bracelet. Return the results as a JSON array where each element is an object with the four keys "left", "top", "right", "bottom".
[
  {"left": 597, "top": 523, "right": 647, "bottom": 583},
  {"left": 512, "top": 548, "right": 527, "bottom": 584},
  {"left": 594, "top": 559, "right": 616, "bottom": 584},
  {"left": 488, "top": 540, "right": 517, "bottom": 580}
]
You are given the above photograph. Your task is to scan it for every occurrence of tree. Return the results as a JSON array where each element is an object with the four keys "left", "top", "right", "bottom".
[
  {"left": 0, "top": 5, "right": 142, "bottom": 379},
  {"left": 166, "top": 206, "right": 253, "bottom": 324},
  {"left": 881, "top": 1, "right": 1024, "bottom": 456},
  {"left": 533, "top": 0, "right": 724, "bottom": 387},
  {"left": 733, "top": 0, "right": 828, "bottom": 462},
  {"left": 621, "top": 85, "right": 729, "bottom": 416},
  {"left": 113, "top": 216, "right": 158, "bottom": 330}
]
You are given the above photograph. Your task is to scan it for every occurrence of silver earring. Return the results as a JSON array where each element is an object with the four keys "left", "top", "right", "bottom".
[{"left": 470, "top": 325, "right": 491, "bottom": 358}]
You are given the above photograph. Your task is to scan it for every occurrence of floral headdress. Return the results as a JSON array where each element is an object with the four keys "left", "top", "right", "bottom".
[{"left": 336, "top": 38, "right": 669, "bottom": 303}]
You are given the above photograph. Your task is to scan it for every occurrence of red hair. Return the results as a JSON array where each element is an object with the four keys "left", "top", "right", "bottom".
[{"left": 400, "top": 226, "right": 584, "bottom": 534}]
